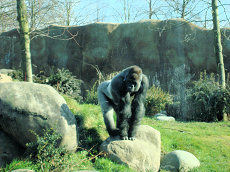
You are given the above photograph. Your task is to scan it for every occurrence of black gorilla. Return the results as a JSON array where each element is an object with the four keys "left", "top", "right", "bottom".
[{"left": 97, "top": 65, "right": 149, "bottom": 140}]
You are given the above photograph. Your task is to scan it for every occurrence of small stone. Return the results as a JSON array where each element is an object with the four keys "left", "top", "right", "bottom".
[
  {"left": 156, "top": 116, "right": 175, "bottom": 121},
  {"left": 161, "top": 150, "right": 200, "bottom": 172}
]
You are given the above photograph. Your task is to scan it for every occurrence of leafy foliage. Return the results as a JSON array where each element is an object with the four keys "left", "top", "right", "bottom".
[
  {"left": 35, "top": 68, "right": 83, "bottom": 102},
  {"left": 26, "top": 128, "right": 70, "bottom": 171},
  {"left": 145, "top": 85, "right": 173, "bottom": 116},
  {"left": 8, "top": 69, "right": 24, "bottom": 81},
  {"left": 186, "top": 72, "right": 230, "bottom": 122}
]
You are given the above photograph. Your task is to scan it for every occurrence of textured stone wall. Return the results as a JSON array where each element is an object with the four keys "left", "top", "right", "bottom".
[{"left": 0, "top": 19, "right": 230, "bottom": 89}]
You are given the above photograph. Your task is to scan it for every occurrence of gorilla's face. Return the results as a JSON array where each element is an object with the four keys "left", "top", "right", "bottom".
[
  {"left": 123, "top": 66, "right": 143, "bottom": 93},
  {"left": 125, "top": 77, "right": 142, "bottom": 93}
]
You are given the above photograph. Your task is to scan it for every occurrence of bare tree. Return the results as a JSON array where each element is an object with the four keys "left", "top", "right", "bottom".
[
  {"left": 164, "top": 0, "right": 199, "bottom": 19},
  {"left": 113, "top": 0, "right": 137, "bottom": 23},
  {"left": 123, "top": 0, "right": 131, "bottom": 23},
  {"left": 0, "top": 0, "right": 17, "bottom": 32},
  {"left": 17, "top": 0, "right": 33, "bottom": 82},
  {"left": 57, "top": 0, "right": 80, "bottom": 26},
  {"left": 145, "top": 0, "right": 161, "bottom": 19},
  {"left": 26, "top": 0, "right": 61, "bottom": 30},
  {"left": 212, "top": 0, "right": 225, "bottom": 88}
]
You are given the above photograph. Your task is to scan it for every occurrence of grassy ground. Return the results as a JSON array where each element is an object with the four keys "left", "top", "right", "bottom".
[
  {"left": 66, "top": 95, "right": 230, "bottom": 171},
  {"left": 2, "top": 95, "right": 230, "bottom": 171},
  {"left": 143, "top": 118, "right": 230, "bottom": 171}
]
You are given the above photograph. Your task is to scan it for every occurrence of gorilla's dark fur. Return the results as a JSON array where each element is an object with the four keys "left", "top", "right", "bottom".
[{"left": 97, "top": 65, "right": 149, "bottom": 140}]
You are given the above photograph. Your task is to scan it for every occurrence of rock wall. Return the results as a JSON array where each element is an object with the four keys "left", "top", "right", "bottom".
[{"left": 0, "top": 19, "right": 230, "bottom": 89}]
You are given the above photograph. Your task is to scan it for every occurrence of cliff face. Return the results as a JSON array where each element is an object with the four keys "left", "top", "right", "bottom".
[{"left": 1, "top": 19, "right": 230, "bottom": 89}]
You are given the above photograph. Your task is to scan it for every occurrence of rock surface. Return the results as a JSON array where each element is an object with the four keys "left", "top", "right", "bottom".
[
  {"left": 0, "top": 74, "right": 12, "bottom": 82},
  {"left": 0, "top": 69, "right": 15, "bottom": 75},
  {"left": 0, "top": 82, "right": 78, "bottom": 151},
  {"left": 11, "top": 169, "right": 35, "bottom": 172},
  {"left": 154, "top": 113, "right": 176, "bottom": 121},
  {"left": 0, "top": 130, "right": 24, "bottom": 167},
  {"left": 100, "top": 125, "right": 161, "bottom": 172},
  {"left": 161, "top": 150, "right": 200, "bottom": 172},
  {"left": 156, "top": 116, "right": 176, "bottom": 121}
]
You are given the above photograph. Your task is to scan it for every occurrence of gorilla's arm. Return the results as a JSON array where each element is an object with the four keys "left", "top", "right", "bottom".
[
  {"left": 129, "top": 74, "right": 149, "bottom": 140},
  {"left": 97, "top": 81, "right": 119, "bottom": 136}
]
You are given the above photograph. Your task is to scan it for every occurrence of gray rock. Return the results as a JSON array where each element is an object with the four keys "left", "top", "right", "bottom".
[
  {"left": 161, "top": 150, "right": 200, "bottom": 172},
  {"left": 11, "top": 169, "right": 35, "bottom": 172},
  {"left": 154, "top": 113, "right": 167, "bottom": 118},
  {"left": 159, "top": 110, "right": 167, "bottom": 115},
  {"left": 0, "top": 73, "right": 12, "bottom": 82},
  {"left": 156, "top": 116, "right": 175, "bottom": 121},
  {"left": 0, "top": 82, "right": 78, "bottom": 151},
  {"left": 0, "top": 130, "right": 24, "bottom": 167},
  {"left": 100, "top": 125, "right": 161, "bottom": 172},
  {"left": 0, "top": 69, "right": 15, "bottom": 75}
]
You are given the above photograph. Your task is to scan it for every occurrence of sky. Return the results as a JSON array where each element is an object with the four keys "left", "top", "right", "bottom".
[{"left": 74, "top": 0, "right": 230, "bottom": 28}]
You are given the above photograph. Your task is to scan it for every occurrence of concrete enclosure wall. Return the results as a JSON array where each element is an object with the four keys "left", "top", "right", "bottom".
[{"left": 0, "top": 19, "right": 230, "bottom": 89}]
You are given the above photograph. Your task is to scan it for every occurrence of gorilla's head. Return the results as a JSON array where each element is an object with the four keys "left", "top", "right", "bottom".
[{"left": 124, "top": 66, "right": 142, "bottom": 93}]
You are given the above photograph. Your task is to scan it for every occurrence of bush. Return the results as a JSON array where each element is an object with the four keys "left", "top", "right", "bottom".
[
  {"left": 9, "top": 69, "right": 24, "bottom": 81},
  {"left": 26, "top": 128, "right": 70, "bottom": 171},
  {"left": 45, "top": 68, "right": 83, "bottom": 102},
  {"left": 145, "top": 85, "right": 173, "bottom": 116},
  {"left": 186, "top": 72, "right": 230, "bottom": 122}
]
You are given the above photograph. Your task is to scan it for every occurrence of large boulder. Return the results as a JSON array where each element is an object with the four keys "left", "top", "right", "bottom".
[
  {"left": 0, "top": 82, "right": 78, "bottom": 151},
  {"left": 161, "top": 150, "right": 200, "bottom": 172},
  {"left": 100, "top": 125, "right": 161, "bottom": 172},
  {"left": 0, "top": 130, "right": 24, "bottom": 167}
]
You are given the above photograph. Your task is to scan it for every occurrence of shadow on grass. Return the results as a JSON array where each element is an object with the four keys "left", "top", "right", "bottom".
[{"left": 75, "top": 112, "right": 103, "bottom": 155}]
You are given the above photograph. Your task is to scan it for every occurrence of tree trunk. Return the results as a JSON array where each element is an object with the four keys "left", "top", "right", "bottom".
[
  {"left": 181, "top": 0, "right": 186, "bottom": 19},
  {"left": 149, "top": 0, "right": 152, "bottom": 19},
  {"left": 212, "top": 0, "right": 225, "bottom": 88},
  {"left": 16, "top": 0, "right": 33, "bottom": 82}
]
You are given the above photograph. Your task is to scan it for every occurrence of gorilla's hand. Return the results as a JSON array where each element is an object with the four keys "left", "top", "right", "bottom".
[
  {"left": 121, "top": 136, "right": 129, "bottom": 140},
  {"left": 128, "top": 137, "right": 136, "bottom": 141}
]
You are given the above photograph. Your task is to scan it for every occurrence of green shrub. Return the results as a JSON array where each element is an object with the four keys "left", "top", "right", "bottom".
[
  {"left": 186, "top": 72, "right": 230, "bottom": 122},
  {"left": 26, "top": 128, "right": 70, "bottom": 171},
  {"left": 9, "top": 69, "right": 24, "bottom": 81},
  {"left": 34, "top": 68, "right": 83, "bottom": 102},
  {"left": 145, "top": 85, "right": 173, "bottom": 116},
  {"left": 46, "top": 68, "right": 83, "bottom": 102}
]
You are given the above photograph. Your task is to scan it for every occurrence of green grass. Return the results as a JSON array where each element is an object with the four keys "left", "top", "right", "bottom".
[
  {"left": 143, "top": 117, "right": 230, "bottom": 171},
  {"left": 1, "top": 95, "right": 230, "bottom": 171}
]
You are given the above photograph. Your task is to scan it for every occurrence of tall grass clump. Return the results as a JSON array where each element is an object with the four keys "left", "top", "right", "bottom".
[
  {"left": 186, "top": 72, "right": 230, "bottom": 122},
  {"left": 84, "top": 71, "right": 119, "bottom": 105},
  {"left": 145, "top": 85, "right": 173, "bottom": 116}
]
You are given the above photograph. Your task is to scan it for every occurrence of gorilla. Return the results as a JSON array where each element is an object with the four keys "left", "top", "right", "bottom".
[{"left": 97, "top": 65, "right": 149, "bottom": 140}]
